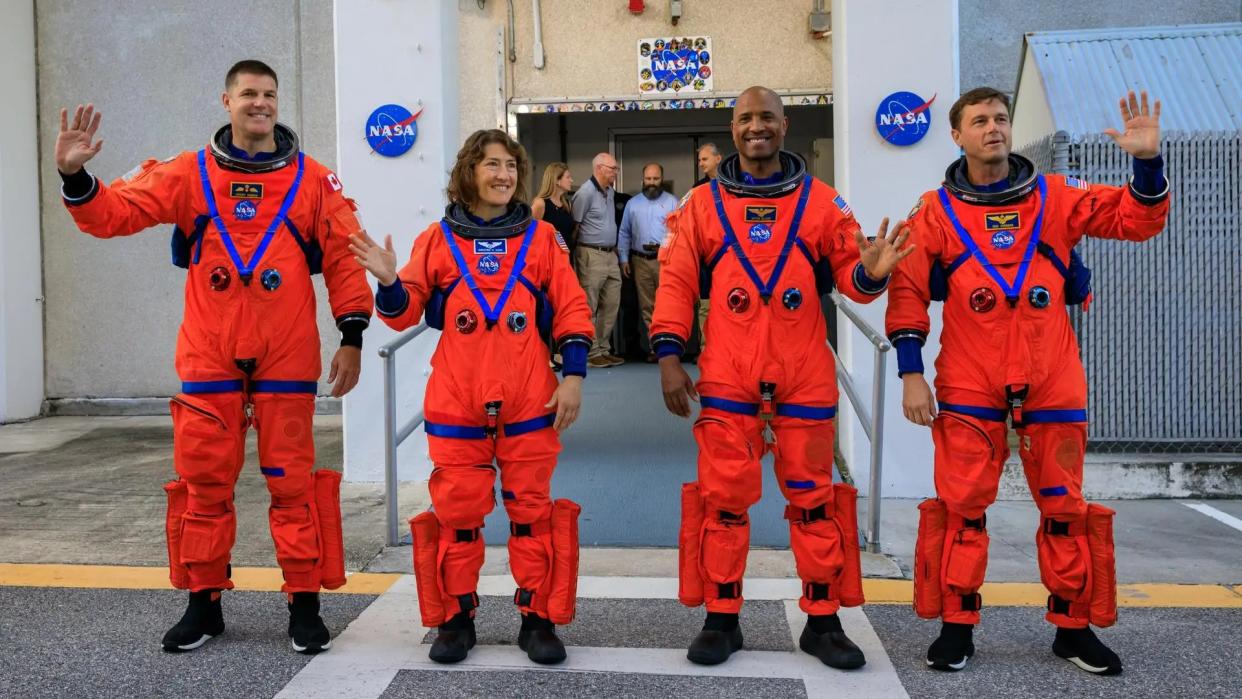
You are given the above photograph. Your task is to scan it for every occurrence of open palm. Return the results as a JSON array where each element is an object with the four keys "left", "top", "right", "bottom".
[
  {"left": 56, "top": 104, "right": 104, "bottom": 174},
  {"left": 1103, "top": 90, "right": 1161, "bottom": 159}
]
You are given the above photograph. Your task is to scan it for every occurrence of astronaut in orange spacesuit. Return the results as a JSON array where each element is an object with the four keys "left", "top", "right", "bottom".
[
  {"left": 55, "top": 61, "right": 374, "bottom": 655},
  {"left": 351, "top": 129, "right": 593, "bottom": 666},
  {"left": 651, "top": 86, "right": 912, "bottom": 669},
  {"left": 886, "top": 87, "right": 1169, "bottom": 675}
]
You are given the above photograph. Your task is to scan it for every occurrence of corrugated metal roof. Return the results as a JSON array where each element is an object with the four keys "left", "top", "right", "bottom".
[{"left": 1019, "top": 23, "right": 1242, "bottom": 135}]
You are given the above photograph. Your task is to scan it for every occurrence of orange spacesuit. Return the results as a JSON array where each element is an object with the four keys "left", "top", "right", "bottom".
[
  {"left": 376, "top": 205, "right": 593, "bottom": 627},
  {"left": 650, "top": 152, "right": 885, "bottom": 618},
  {"left": 62, "top": 124, "right": 373, "bottom": 594},
  {"left": 885, "top": 154, "right": 1169, "bottom": 629}
]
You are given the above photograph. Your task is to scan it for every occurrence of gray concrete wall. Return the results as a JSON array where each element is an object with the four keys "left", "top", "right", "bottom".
[
  {"left": 37, "top": 0, "right": 337, "bottom": 400},
  {"left": 959, "top": 0, "right": 1242, "bottom": 93}
]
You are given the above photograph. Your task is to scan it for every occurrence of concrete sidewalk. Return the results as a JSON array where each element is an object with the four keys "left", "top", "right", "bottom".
[{"left": 2, "top": 416, "right": 1240, "bottom": 587}]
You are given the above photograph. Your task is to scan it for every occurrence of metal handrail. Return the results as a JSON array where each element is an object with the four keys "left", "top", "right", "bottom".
[
  {"left": 829, "top": 291, "right": 892, "bottom": 554},
  {"left": 378, "top": 323, "right": 431, "bottom": 546}
]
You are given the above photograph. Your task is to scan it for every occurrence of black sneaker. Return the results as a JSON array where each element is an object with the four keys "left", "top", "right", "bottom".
[
  {"left": 287, "top": 592, "right": 332, "bottom": 654},
  {"left": 799, "top": 614, "right": 866, "bottom": 669},
  {"left": 926, "top": 622, "right": 974, "bottom": 671},
  {"left": 518, "top": 613, "right": 567, "bottom": 665},
  {"left": 687, "top": 612, "right": 743, "bottom": 665},
  {"left": 429, "top": 611, "right": 476, "bottom": 664},
  {"left": 162, "top": 590, "right": 225, "bottom": 652},
  {"left": 1052, "top": 627, "right": 1122, "bottom": 675}
]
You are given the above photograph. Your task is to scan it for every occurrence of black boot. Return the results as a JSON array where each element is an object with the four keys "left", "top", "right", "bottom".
[
  {"left": 518, "top": 613, "right": 567, "bottom": 665},
  {"left": 287, "top": 592, "right": 332, "bottom": 654},
  {"left": 429, "top": 611, "right": 476, "bottom": 664},
  {"left": 162, "top": 590, "right": 225, "bottom": 652},
  {"left": 687, "top": 612, "right": 743, "bottom": 665},
  {"left": 799, "top": 614, "right": 866, "bottom": 669},
  {"left": 1053, "top": 626, "right": 1122, "bottom": 675},
  {"left": 926, "top": 622, "right": 975, "bottom": 671}
]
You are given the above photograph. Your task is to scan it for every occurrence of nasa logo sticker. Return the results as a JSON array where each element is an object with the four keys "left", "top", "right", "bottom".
[
  {"left": 990, "top": 231, "right": 1016, "bottom": 250},
  {"left": 477, "top": 254, "right": 501, "bottom": 276},
  {"left": 365, "top": 104, "right": 423, "bottom": 158},
  {"left": 748, "top": 223, "right": 772, "bottom": 244},
  {"left": 875, "top": 91, "right": 936, "bottom": 147},
  {"left": 234, "top": 200, "right": 257, "bottom": 221}
]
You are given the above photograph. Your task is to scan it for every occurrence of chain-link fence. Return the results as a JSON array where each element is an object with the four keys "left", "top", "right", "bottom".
[{"left": 1019, "top": 131, "right": 1242, "bottom": 454}]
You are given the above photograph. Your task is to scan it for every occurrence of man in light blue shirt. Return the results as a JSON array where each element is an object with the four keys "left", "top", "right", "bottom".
[{"left": 618, "top": 162, "right": 679, "bottom": 360}]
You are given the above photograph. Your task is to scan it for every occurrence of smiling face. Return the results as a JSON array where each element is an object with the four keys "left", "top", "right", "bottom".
[
  {"left": 951, "top": 98, "right": 1012, "bottom": 167},
  {"left": 473, "top": 142, "right": 519, "bottom": 210},
  {"left": 222, "top": 72, "right": 278, "bottom": 142},
  {"left": 732, "top": 88, "right": 788, "bottom": 165}
]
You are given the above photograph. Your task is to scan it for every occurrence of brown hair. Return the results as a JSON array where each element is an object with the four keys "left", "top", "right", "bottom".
[
  {"left": 949, "top": 87, "right": 1011, "bottom": 130},
  {"left": 446, "top": 129, "right": 531, "bottom": 207},
  {"left": 535, "top": 162, "right": 570, "bottom": 202},
  {"left": 226, "top": 60, "right": 279, "bottom": 90}
]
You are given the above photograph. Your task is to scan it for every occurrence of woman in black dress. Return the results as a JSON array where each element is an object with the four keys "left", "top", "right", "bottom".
[{"left": 531, "top": 162, "right": 576, "bottom": 256}]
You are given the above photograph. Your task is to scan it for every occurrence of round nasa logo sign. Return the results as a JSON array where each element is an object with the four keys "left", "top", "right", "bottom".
[
  {"left": 234, "top": 200, "right": 257, "bottom": 221},
  {"left": 991, "top": 231, "right": 1016, "bottom": 250},
  {"left": 748, "top": 224, "right": 773, "bottom": 244},
  {"left": 477, "top": 254, "right": 501, "bottom": 276},
  {"left": 875, "top": 91, "right": 936, "bottom": 147},
  {"left": 365, "top": 104, "right": 422, "bottom": 158}
]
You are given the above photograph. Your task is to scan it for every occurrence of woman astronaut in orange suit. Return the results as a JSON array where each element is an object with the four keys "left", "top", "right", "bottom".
[{"left": 350, "top": 129, "right": 593, "bottom": 665}]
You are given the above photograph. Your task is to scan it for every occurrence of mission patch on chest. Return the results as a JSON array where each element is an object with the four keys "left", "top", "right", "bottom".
[
  {"left": 984, "top": 211, "right": 1020, "bottom": 230},
  {"left": 744, "top": 205, "right": 777, "bottom": 223},
  {"left": 229, "top": 182, "right": 264, "bottom": 199}
]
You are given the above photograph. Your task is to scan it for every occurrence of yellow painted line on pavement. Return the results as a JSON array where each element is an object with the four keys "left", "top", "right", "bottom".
[
  {"left": 1, "top": 565, "right": 1238, "bottom": 608},
  {"left": 0, "top": 564, "right": 399, "bottom": 595},
  {"left": 861, "top": 578, "right": 1242, "bottom": 608}
]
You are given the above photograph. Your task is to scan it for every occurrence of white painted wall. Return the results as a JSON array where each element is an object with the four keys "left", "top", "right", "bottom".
[
  {"left": 832, "top": 0, "right": 960, "bottom": 502},
  {"left": 0, "top": 0, "right": 44, "bottom": 423},
  {"left": 337, "top": 0, "right": 460, "bottom": 482}
]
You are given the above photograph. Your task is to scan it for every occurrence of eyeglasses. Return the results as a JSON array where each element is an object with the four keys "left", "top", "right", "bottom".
[{"left": 600, "top": 164, "right": 618, "bottom": 171}]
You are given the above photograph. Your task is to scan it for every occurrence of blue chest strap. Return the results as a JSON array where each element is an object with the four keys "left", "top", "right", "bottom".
[
  {"left": 440, "top": 220, "right": 536, "bottom": 329},
  {"left": 709, "top": 175, "right": 813, "bottom": 303}
]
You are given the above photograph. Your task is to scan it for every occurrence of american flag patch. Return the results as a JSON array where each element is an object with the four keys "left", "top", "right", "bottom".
[
  {"left": 833, "top": 194, "right": 853, "bottom": 216},
  {"left": 554, "top": 232, "right": 570, "bottom": 253},
  {"left": 1066, "top": 177, "right": 1089, "bottom": 190}
]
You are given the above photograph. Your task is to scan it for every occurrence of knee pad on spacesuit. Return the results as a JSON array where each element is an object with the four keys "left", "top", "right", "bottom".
[
  {"left": 832, "top": 483, "right": 865, "bottom": 607},
  {"left": 544, "top": 498, "right": 581, "bottom": 625},
  {"left": 313, "top": 469, "right": 346, "bottom": 590},
  {"left": 679, "top": 482, "right": 706, "bottom": 607},
  {"left": 179, "top": 500, "right": 237, "bottom": 590},
  {"left": 164, "top": 479, "right": 190, "bottom": 589},
  {"left": 1085, "top": 503, "right": 1117, "bottom": 627},
  {"left": 410, "top": 512, "right": 448, "bottom": 627},
  {"left": 913, "top": 498, "right": 947, "bottom": 619}
]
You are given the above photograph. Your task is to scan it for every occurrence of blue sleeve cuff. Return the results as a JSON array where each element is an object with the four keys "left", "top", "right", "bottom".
[
  {"left": 1130, "top": 155, "right": 1168, "bottom": 203},
  {"left": 652, "top": 333, "right": 686, "bottom": 358},
  {"left": 375, "top": 279, "right": 409, "bottom": 317},
  {"left": 853, "top": 262, "right": 889, "bottom": 295},
  {"left": 894, "top": 336, "right": 925, "bottom": 376},
  {"left": 560, "top": 341, "right": 588, "bottom": 377}
]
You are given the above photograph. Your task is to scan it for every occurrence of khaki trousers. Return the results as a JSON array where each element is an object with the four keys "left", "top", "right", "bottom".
[
  {"left": 632, "top": 255, "right": 660, "bottom": 338},
  {"left": 575, "top": 246, "right": 621, "bottom": 357}
]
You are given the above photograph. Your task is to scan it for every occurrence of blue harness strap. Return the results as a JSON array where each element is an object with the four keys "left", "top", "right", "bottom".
[
  {"left": 709, "top": 175, "right": 813, "bottom": 301},
  {"left": 424, "top": 412, "right": 557, "bottom": 440},
  {"left": 181, "top": 380, "right": 245, "bottom": 394},
  {"left": 938, "top": 402, "right": 1087, "bottom": 425},
  {"left": 701, "top": 395, "right": 836, "bottom": 420},
  {"left": 440, "top": 220, "right": 537, "bottom": 328},
  {"left": 197, "top": 149, "right": 305, "bottom": 282},
  {"left": 938, "top": 402, "right": 1008, "bottom": 422},
  {"left": 937, "top": 175, "right": 1047, "bottom": 304},
  {"left": 251, "top": 380, "right": 318, "bottom": 394}
]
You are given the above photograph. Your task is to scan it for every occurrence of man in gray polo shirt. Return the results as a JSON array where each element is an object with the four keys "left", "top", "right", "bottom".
[{"left": 572, "top": 152, "right": 624, "bottom": 367}]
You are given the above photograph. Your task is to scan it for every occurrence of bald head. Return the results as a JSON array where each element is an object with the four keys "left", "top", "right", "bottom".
[
  {"left": 592, "top": 152, "right": 617, "bottom": 188},
  {"left": 732, "top": 85, "right": 788, "bottom": 171}
]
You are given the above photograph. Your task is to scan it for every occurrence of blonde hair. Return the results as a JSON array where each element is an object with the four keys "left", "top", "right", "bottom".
[{"left": 535, "top": 162, "right": 569, "bottom": 203}]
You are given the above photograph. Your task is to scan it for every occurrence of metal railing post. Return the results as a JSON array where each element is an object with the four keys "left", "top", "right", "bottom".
[
  {"left": 867, "top": 346, "right": 887, "bottom": 553},
  {"left": 376, "top": 323, "right": 431, "bottom": 548},
  {"left": 382, "top": 348, "right": 399, "bottom": 547}
]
